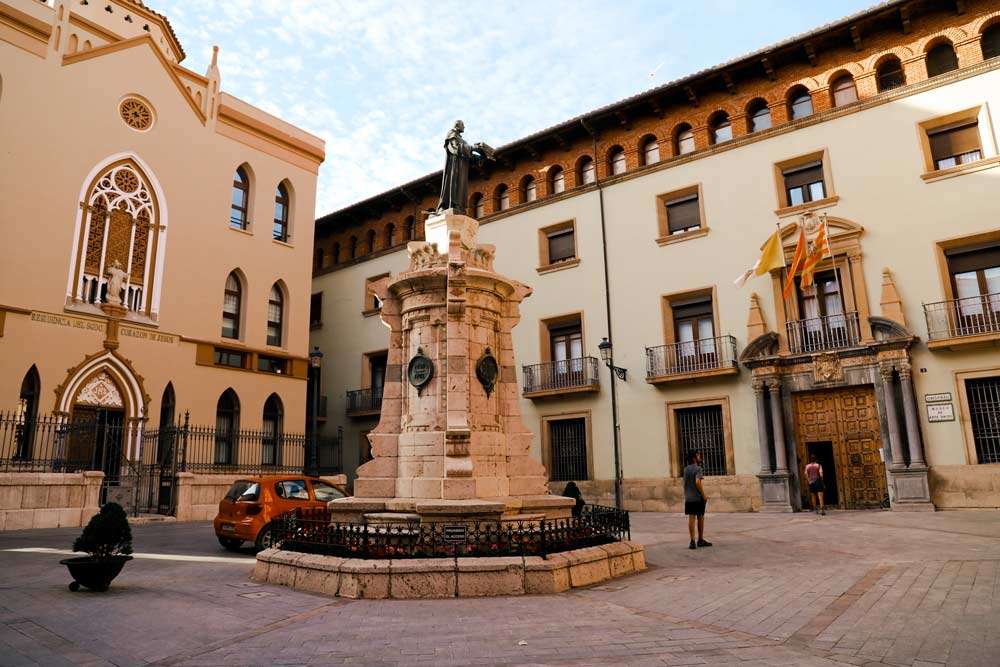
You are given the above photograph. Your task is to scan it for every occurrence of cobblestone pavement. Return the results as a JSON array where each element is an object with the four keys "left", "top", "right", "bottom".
[{"left": 1, "top": 510, "right": 999, "bottom": 666}]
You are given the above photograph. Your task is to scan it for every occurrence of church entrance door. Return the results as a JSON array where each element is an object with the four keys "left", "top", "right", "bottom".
[{"left": 793, "top": 387, "right": 887, "bottom": 510}]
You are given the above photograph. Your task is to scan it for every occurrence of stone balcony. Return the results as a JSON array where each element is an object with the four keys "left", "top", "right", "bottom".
[
  {"left": 521, "top": 357, "right": 600, "bottom": 399},
  {"left": 645, "top": 335, "right": 739, "bottom": 384},
  {"left": 924, "top": 293, "right": 1000, "bottom": 351}
]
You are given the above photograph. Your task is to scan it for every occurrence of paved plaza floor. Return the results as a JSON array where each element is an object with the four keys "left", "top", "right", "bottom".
[{"left": 1, "top": 509, "right": 999, "bottom": 666}]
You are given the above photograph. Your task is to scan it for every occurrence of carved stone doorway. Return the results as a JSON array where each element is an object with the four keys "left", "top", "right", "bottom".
[{"left": 793, "top": 387, "right": 887, "bottom": 510}]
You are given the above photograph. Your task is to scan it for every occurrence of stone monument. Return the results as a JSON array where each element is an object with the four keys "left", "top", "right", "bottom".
[{"left": 328, "top": 209, "right": 574, "bottom": 524}]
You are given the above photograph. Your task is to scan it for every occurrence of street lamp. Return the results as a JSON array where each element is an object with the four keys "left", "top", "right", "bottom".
[
  {"left": 598, "top": 337, "right": 625, "bottom": 509},
  {"left": 307, "top": 346, "right": 323, "bottom": 477}
]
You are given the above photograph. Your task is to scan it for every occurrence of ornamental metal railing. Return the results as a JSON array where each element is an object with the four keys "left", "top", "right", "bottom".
[
  {"left": 272, "top": 504, "right": 630, "bottom": 559},
  {"left": 645, "top": 335, "right": 738, "bottom": 379},
  {"left": 785, "top": 311, "right": 861, "bottom": 353},
  {"left": 521, "top": 357, "right": 599, "bottom": 394},
  {"left": 346, "top": 387, "right": 383, "bottom": 415},
  {"left": 923, "top": 293, "right": 1000, "bottom": 341}
]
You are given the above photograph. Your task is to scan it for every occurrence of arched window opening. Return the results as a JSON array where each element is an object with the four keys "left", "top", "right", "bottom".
[
  {"left": 983, "top": 24, "right": 1000, "bottom": 60},
  {"left": 640, "top": 136, "right": 660, "bottom": 165},
  {"left": 608, "top": 147, "right": 626, "bottom": 175},
  {"left": 15, "top": 366, "right": 41, "bottom": 460},
  {"left": 349, "top": 235, "right": 358, "bottom": 259},
  {"left": 332, "top": 242, "right": 341, "bottom": 265},
  {"left": 314, "top": 248, "right": 324, "bottom": 272},
  {"left": 926, "top": 42, "right": 958, "bottom": 77},
  {"left": 74, "top": 159, "right": 160, "bottom": 315},
  {"left": 830, "top": 74, "right": 858, "bottom": 107},
  {"left": 675, "top": 124, "right": 695, "bottom": 155},
  {"left": 262, "top": 394, "right": 283, "bottom": 467},
  {"left": 157, "top": 383, "right": 175, "bottom": 466},
  {"left": 404, "top": 216, "right": 415, "bottom": 241},
  {"left": 214, "top": 389, "right": 240, "bottom": 466},
  {"left": 876, "top": 57, "right": 905, "bottom": 92},
  {"left": 521, "top": 176, "right": 537, "bottom": 203},
  {"left": 273, "top": 182, "right": 289, "bottom": 242},
  {"left": 577, "top": 157, "right": 596, "bottom": 185},
  {"left": 366, "top": 229, "right": 377, "bottom": 254},
  {"left": 788, "top": 87, "right": 813, "bottom": 120},
  {"left": 231, "top": 166, "right": 249, "bottom": 230},
  {"left": 267, "top": 283, "right": 283, "bottom": 347},
  {"left": 549, "top": 167, "right": 565, "bottom": 194},
  {"left": 222, "top": 271, "right": 242, "bottom": 339},
  {"left": 385, "top": 223, "right": 396, "bottom": 248},
  {"left": 495, "top": 185, "right": 509, "bottom": 211},
  {"left": 710, "top": 112, "right": 732, "bottom": 144},
  {"left": 470, "top": 193, "right": 485, "bottom": 218},
  {"left": 747, "top": 99, "right": 772, "bottom": 132}
]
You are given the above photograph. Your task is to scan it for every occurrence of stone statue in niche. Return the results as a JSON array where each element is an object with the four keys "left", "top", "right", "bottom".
[
  {"left": 104, "top": 260, "right": 128, "bottom": 306},
  {"left": 436, "top": 120, "right": 495, "bottom": 215}
]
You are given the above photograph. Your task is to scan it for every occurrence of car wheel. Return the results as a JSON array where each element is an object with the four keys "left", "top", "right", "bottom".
[
  {"left": 254, "top": 524, "right": 274, "bottom": 551},
  {"left": 217, "top": 536, "right": 243, "bottom": 551}
]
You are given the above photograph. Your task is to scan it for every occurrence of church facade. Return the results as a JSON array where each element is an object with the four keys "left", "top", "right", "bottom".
[
  {"left": 0, "top": 0, "right": 324, "bottom": 526},
  {"left": 312, "top": 0, "right": 1000, "bottom": 512}
]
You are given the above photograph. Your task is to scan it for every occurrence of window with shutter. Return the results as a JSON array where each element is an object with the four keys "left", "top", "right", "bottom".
[
  {"left": 666, "top": 194, "right": 701, "bottom": 235},
  {"left": 783, "top": 161, "right": 826, "bottom": 206},
  {"left": 928, "top": 121, "right": 982, "bottom": 170},
  {"left": 547, "top": 228, "right": 575, "bottom": 263}
]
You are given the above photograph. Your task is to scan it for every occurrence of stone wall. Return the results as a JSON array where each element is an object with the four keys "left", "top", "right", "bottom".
[
  {"left": 555, "top": 474, "right": 762, "bottom": 512},
  {"left": 0, "top": 471, "right": 103, "bottom": 530},
  {"left": 929, "top": 465, "right": 1000, "bottom": 509}
]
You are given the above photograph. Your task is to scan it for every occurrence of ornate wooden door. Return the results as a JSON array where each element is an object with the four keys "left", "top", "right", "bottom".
[{"left": 793, "top": 387, "right": 887, "bottom": 509}]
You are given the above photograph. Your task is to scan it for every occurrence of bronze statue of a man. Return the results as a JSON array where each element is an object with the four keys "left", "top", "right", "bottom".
[{"left": 436, "top": 120, "right": 494, "bottom": 215}]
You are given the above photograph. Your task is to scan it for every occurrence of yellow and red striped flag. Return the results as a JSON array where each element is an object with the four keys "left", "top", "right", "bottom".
[
  {"left": 800, "top": 217, "right": 831, "bottom": 288},
  {"left": 782, "top": 226, "right": 807, "bottom": 300}
]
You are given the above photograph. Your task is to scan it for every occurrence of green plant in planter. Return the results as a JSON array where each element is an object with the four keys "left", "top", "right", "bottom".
[{"left": 73, "top": 502, "right": 133, "bottom": 559}]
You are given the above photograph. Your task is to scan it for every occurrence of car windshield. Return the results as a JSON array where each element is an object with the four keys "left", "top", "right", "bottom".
[
  {"left": 224, "top": 480, "right": 254, "bottom": 501},
  {"left": 312, "top": 481, "right": 345, "bottom": 502}
]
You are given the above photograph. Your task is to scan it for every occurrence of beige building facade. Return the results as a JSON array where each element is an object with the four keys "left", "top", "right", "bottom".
[
  {"left": 312, "top": 0, "right": 1000, "bottom": 512},
  {"left": 0, "top": 0, "right": 324, "bottom": 527}
]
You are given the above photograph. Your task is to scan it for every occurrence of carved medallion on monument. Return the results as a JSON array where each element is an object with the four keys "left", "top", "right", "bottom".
[
  {"left": 475, "top": 348, "right": 499, "bottom": 397},
  {"left": 407, "top": 348, "right": 434, "bottom": 393}
]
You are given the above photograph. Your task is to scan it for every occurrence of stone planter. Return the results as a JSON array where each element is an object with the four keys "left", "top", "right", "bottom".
[{"left": 60, "top": 555, "right": 132, "bottom": 592}]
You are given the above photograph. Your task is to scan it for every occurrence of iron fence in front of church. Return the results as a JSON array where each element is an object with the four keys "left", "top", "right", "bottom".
[{"left": 271, "top": 503, "right": 631, "bottom": 559}]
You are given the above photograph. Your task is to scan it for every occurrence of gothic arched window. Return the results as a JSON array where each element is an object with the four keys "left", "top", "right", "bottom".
[
  {"left": 222, "top": 271, "right": 242, "bottom": 339},
  {"left": 273, "top": 182, "right": 290, "bottom": 242},
  {"left": 231, "top": 166, "right": 249, "bottom": 230},
  {"left": 214, "top": 389, "right": 240, "bottom": 465},
  {"left": 262, "top": 393, "right": 283, "bottom": 466},
  {"left": 267, "top": 283, "right": 284, "bottom": 347},
  {"left": 72, "top": 159, "right": 161, "bottom": 316}
]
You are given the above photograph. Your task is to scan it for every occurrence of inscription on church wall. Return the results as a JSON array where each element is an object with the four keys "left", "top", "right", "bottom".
[
  {"left": 30, "top": 312, "right": 103, "bottom": 332},
  {"left": 119, "top": 326, "right": 177, "bottom": 344}
]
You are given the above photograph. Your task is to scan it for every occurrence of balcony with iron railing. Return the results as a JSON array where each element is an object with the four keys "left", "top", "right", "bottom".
[
  {"left": 645, "top": 335, "right": 739, "bottom": 384},
  {"left": 522, "top": 357, "right": 600, "bottom": 398},
  {"left": 924, "top": 293, "right": 1000, "bottom": 351},
  {"left": 345, "top": 387, "right": 382, "bottom": 417},
  {"left": 785, "top": 312, "right": 861, "bottom": 354}
]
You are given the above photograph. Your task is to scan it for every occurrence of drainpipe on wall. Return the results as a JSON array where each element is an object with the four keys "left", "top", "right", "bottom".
[{"left": 582, "top": 119, "right": 624, "bottom": 510}]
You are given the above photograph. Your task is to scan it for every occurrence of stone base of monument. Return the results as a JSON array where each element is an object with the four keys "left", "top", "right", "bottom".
[
  {"left": 252, "top": 541, "right": 646, "bottom": 599},
  {"left": 326, "top": 495, "right": 575, "bottom": 525}
]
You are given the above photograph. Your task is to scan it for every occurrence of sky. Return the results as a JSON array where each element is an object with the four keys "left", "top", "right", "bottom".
[{"left": 165, "top": 1, "right": 878, "bottom": 217}]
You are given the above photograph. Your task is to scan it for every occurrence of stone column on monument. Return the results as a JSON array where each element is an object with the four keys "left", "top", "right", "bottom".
[
  {"left": 767, "top": 379, "right": 788, "bottom": 473},
  {"left": 898, "top": 366, "right": 926, "bottom": 468},
  {"left": 880, "top": 364, "right": 907, "bottom": 468},
  {"left": 753, "top": 380, "right": 772, "bottom": 473}
]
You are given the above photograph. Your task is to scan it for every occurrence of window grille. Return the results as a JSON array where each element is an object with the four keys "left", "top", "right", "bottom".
[
  {"left": 676, "top": 405, "right": 726, "bottom": 476},
  {"left": 549, "top": 418, "right": 588, "bottom": 481},
  {"left": 968, "top": 377, "right": 1000, "bottom": 464}
]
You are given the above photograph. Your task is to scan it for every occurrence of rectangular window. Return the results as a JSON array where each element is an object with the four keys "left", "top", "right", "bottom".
[
  {"left": 672, "top": 297, "right": 716, "bottom": 362},
  {"left": 363, "top": 275, "right": 388, "bottom": 314},
  {"left": 665, "top": 193, "right": 701, "bottom": 235},
  {"left": 783, "top": 161, "right": 826, "bottom": 206},
  {"left": 945, "top": 245, "right": 1000, "bottom": 325},
  {"left": 549, "top": 321, "right": 583, "bottom": 364},
  {"left": 213, "top": 348, "right": 246, "bottom": 368},
  {"left": 929, "top": 121, "right": 983, "bottom": 170},
  {"left": 967, "top": 377, "right": 1000, "bottom": 464},
  {"left": 258, "top": 356, "right": 287, "bottom": 374},
  {"left": 547, "top": 228, "right": 576, "bottom": 263},
  {"left": 676, "top": 405, "right": 726, "bottom": 476},
  {"left": 548, "top": 417, "right": 588, "bottom": 481},
  {"left": 310, "top": 293, "right": 323, "bottom": 329}
]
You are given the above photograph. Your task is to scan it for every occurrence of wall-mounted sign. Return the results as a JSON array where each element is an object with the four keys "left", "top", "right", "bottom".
[
  {"left": 924, "top": 392, "right": 952, "bottom": 403},
  {"left": 926, "top": 402, "right": 955, "bottom": 422},
  {"left": 475, "top": 348, "right": 499, "bottom": 397},
  {"left": 407, "top": 348, "right": 434, "bottom": 393},
  {"left": 442, "top": 523, "right": 468, "bottom": 544}
]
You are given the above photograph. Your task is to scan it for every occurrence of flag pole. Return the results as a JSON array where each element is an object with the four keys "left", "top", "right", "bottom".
[{"left": 823, "top": 213, "right": 850, "bottom": 337}]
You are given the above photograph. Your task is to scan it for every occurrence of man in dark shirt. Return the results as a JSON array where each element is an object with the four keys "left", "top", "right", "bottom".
[{"left": 683, "top": 450, "right": 712, "bottom": 550}]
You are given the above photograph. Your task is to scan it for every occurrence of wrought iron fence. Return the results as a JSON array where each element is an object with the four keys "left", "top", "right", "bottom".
[
  {"left": 0, "top": 411, "right": 136, "bottom": 474},
  {"left": 272, "top": 504, "right": 631, "bottom": 559},
  {"left": 346, "top": 387, "right": 383, "bottom": 415},
  {"left": 645, "top": 335, "right": 738, "bottom": 379},
  {"left": 786, "top": 311, "right": 860, "bottom": 353},
  {"left": 176, "top": 422, "right": 306, "bottom": 474},
  {"left": 923, "top": 293, "right": 1000, "bottom": 341},
  {"left": 522, "top": 357, "right": 599, "bottom": 394}
]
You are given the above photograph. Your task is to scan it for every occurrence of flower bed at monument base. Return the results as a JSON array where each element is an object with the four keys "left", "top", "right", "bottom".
[{"left": 252, "top": 541, "right": 646, "bottom": 599}]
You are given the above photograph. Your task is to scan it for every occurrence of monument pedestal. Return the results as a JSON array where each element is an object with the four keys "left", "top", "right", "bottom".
[
  {"left": 757, "top": 471, "right": 794, "bottom": 512},
  {"left": 890, "top": 466, "right": 935, "bottom": 511}
]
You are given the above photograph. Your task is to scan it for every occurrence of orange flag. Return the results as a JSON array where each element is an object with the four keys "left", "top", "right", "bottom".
[
  {"left": 782, "top": 226, "right": 807, "bottom": 300},
  {"left": 800, "top": 219, "right": 830, "bottom": 288}
]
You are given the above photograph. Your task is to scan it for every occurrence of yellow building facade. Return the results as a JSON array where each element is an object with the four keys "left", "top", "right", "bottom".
[{"left": 0, "top": 0, "right": 325, "bottom": 527}]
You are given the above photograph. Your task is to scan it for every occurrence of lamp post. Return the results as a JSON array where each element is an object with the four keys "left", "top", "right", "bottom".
[
  {"left": 598, "top": 337, "right": 625, "bottom": 509},
  {"left": 307, "top": 346, "right": 323, "bottom": 477}
]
